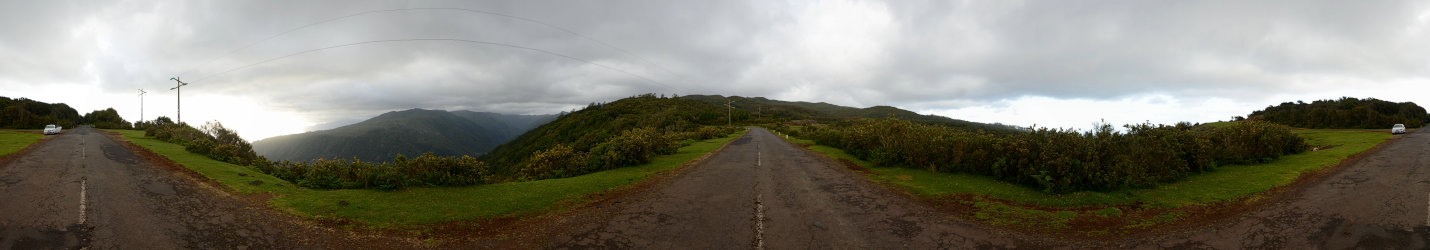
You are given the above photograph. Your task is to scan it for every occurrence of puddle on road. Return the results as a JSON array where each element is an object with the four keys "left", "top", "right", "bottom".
[
  {"left": 142, "top": 181, "right": 176, "bottom": 196},
  {"left": 0, "top": 224, "right": 91, "bottom": 249},
  {"left": 1308, "top": 217, "right": 1430, "bottom": 248},
  {"left": 101, "top": 144, "right": 138, "bottom": 165}
]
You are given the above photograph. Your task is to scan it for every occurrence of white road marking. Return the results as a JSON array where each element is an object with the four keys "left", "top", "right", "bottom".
[
  {"left": 758, "top": 151, "right": 761, "bottom": 167},
  {"left": 755, "top": 193, "right": 766, "bottom": 250},
  {"left": 79, "top": 179, "right": 87, "bottom": 224},
  {"left": 79, "top": 136, "right": 88, "bottom": 225}
]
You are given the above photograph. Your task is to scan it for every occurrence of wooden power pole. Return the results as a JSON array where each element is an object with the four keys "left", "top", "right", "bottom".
[{"left": 169, "top": 77, "right": 189, "bottom": 124}]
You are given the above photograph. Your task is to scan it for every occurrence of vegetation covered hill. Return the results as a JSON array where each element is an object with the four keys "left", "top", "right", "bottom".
[
  {"left": 1, "top": 96, "right": 130, "bottom": 129},
  {"left": 0, "top": 96, "right": 81, "bottom": 128},
  {"left": 1249, "top": 97, "right": 1428, "bottom": 129},
  {"left": 681, "top": 95, "right": 1022, "bottom": 132},
  {"left": 253, "top": 109, "right": 555, "bottom": 162},
  {"left": 480, "top": 94, "right": 1016, "bottom": 178},
  {"left": 480, "top": 94, "right": 732, "bottom": 177}
]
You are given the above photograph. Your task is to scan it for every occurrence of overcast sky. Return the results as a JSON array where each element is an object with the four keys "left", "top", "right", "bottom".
[{"left": 4, "top": 0, "right": 1430, "bottom": 141}]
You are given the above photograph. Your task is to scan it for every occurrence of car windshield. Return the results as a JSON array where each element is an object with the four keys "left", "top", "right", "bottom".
[
  {"left": 1395, "top": 125, "right": 1405, "bottom": 128},
  {"left": 45, "top": 125, "right": 55, "bottom": 129}
]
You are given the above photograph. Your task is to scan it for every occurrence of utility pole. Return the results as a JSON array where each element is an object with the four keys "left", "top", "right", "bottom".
[
  {"left": 170, "top": 77, "right": 189, "bottom": 124},
  {"left": 138, "top": 89, "right": 146, "bottom": 122},
  {"left": 727, "top": 100, "right": 733, "bottom": 127}
]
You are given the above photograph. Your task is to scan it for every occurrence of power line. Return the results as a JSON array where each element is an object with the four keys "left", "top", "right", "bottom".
[{"left": 192, "top": 38, "right": 681, "bottom": 93}]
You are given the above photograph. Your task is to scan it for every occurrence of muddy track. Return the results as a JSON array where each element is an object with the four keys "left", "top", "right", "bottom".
[{"left": 0, "top": 126, "right": 413, "bottom": 249}]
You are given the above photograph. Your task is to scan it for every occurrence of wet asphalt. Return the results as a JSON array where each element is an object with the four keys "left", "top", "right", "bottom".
[
  {"left": 551, "top": 127, "right": 1027, "bottom": 248},
  {"left": 6, "top": 125, "right": 1428, "bottom": 249},
  {"left": 551, "top": 127, "right": 1430, "bottom": 249},
  {"left": 1122, "top": 129, "right": 1430, "bottom": 249},
  {"left": 0, "top": 126, "right": 396, "bottom": 249}
]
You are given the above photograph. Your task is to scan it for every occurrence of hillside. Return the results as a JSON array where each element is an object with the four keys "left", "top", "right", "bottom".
[
  {"left": 480, "top": 94, "right": 1018, "bottom": 177},
  {"left": 253, "top": 109, "right": 555, "bottom": 162},
  {"left": 479, "top": 94, "right": 729, "bottom": 175},
  {"left": 1249, "top": 97, "right": 1428, "bottom": 129},
  {"left": 680, "top": 95, "right": 1022, "bottom": 132}
]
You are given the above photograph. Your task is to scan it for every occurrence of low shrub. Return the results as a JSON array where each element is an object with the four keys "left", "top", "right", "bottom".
[
  {"left": 258, "top": 153, "right": 492, "bottom": 190},
  {"left": 804, "top": 119, "right": 1306, "bottom": 193}
]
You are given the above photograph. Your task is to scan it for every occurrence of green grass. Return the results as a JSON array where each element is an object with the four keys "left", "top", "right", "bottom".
[
  {"left": 109, "top": 129, "right": 746, "bottom": 227},
  {"left": 972, "top": 199, "right": 1078, "bottom": 229},
  {"left": 0, "top": 131, "right": 45, "bottom": 157},
  {"left": 795, "top": 129, "right": 1390, "bottom": 208}
]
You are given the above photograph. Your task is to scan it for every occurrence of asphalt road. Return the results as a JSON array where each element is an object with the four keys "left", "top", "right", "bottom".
[
  {"left": 0, "top": 126, "right": 403, "bottom": 249},
  {"left": 7, "top": 125, "right": 1426, "bottom": 248},
  {"left": 551, "top": 127, "right": 1029, "bottom": 248},
  {"left": 1124, "top": 129, "right": 1430, "bottom": 249},
  {"left": 552, "top": 127, "right": 1430, "bottom": 249}
]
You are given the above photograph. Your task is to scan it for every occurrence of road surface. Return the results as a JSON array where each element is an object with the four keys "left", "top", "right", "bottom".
[
  {"left": 0, "top": 126, "right": 402, "bottom": 249},
  {"left": 7, "top": 126, "right": 1428, "bottom": 248},
  {"left": 551, "top": 127, "right": 1430, "bottom": 249},
  {"left": 551, "top": 127, "right": 1030, "bottom": 248},
  {"left": 1122, "top": 129, "right": 1430, "bottom": 248}
]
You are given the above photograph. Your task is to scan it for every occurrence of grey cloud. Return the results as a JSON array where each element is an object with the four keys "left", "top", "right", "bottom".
[{"left": 4, "top": 0, "right": 1429, "bottom": 132}]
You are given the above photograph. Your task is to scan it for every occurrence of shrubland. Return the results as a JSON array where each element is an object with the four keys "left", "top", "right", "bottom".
[
  {"left": 1250, "top": 97, "right": 1428, "bottom": 128},
  {"left": 133, "top": 94, "right": 741, "bottom": 191},
  {"left": 0, "top": 96, "right": 82, "bottom": 128},
  {"left": 792, "top": 119, "right": 1307, "bottom": 193}
]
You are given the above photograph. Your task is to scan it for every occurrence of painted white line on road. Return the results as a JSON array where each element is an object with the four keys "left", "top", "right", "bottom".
[
  {"left": 79, "top": 179, "right": 87, "bottom": 224},
  {"left": 758, "top": 151, "right": 761, "bottom": 167},
  {"left": 755, "top": 193, "right": 766, "bottom": 250},
  {"left": 79, "top": 136, "right": 88, "bottom": 225}
]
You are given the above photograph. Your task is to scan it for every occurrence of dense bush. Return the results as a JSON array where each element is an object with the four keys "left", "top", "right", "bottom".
[
  {"left": 81, "top": 108, "right": 132, "bottom": 129},
  {"left": 0, "top": 96, "right": 81, "bottom": 129},
  {"left": 518, "top": 144, "right": 587, "bottom": 181},
  {"left": 144, "top": 119, "right": 262, "bottom": 166},
  {"left": 1251, "top": 97, "right": 1429, "bottom": 129},
  {"left": 802, "top": 119, "right": 1306, "bottom": 193},
  {"left": 482, "top": 94, "right": 741, "bottom": 179},
  {"left": 257, "top": 153, "right": 492, "bottom": 190}
]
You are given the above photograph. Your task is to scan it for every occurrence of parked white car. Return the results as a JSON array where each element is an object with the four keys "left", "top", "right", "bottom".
[
  {"left": 1392, "top": 124, "right": 1406, "bottom": 134},
  {"left": 43, "top": 124, "right": 59, "bottom": 135}
]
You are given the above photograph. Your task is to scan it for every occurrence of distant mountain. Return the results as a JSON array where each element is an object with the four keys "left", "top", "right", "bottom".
[
  {"left": 681, "top": 95, "right": 1022, "bottom": 132},
  {"left": 253, "top": 109, "right": 556, "bottom": 163}
]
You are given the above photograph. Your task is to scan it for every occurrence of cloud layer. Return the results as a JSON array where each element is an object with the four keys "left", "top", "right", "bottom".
[{"left": 3, "top": 0, "right": 1429, "bottom": 139}]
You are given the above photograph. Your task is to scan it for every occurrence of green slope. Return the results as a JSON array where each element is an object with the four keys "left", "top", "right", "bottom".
[{"left": 479, "top": 94, "right": 729, "bottom": 176}]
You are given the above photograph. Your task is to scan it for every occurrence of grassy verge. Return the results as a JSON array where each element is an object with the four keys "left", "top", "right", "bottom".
[
  {"left": 776, "top": 128, "right": 1391, "bottom": 232},
  {"left": 0, "top": 130, "right": 45, "bottom": 157},
  {"left": 109, "top": 129, "right": 746, "bottom": 228}
]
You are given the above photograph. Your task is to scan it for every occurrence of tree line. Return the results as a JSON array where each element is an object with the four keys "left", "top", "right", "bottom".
[
  {"left": 1, "top": 96, "right": 132, "bottom": 129},
  {"left": 788, "top": 119, "right": 1307, "bottom": 193},
  {"left": 1248, "top": 97, "right": 1428, "bottom": 129}
]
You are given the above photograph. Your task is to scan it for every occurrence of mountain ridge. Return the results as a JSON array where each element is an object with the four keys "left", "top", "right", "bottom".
[{"left": 252, "top": 109, "right": 555, "bottom": 163}]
